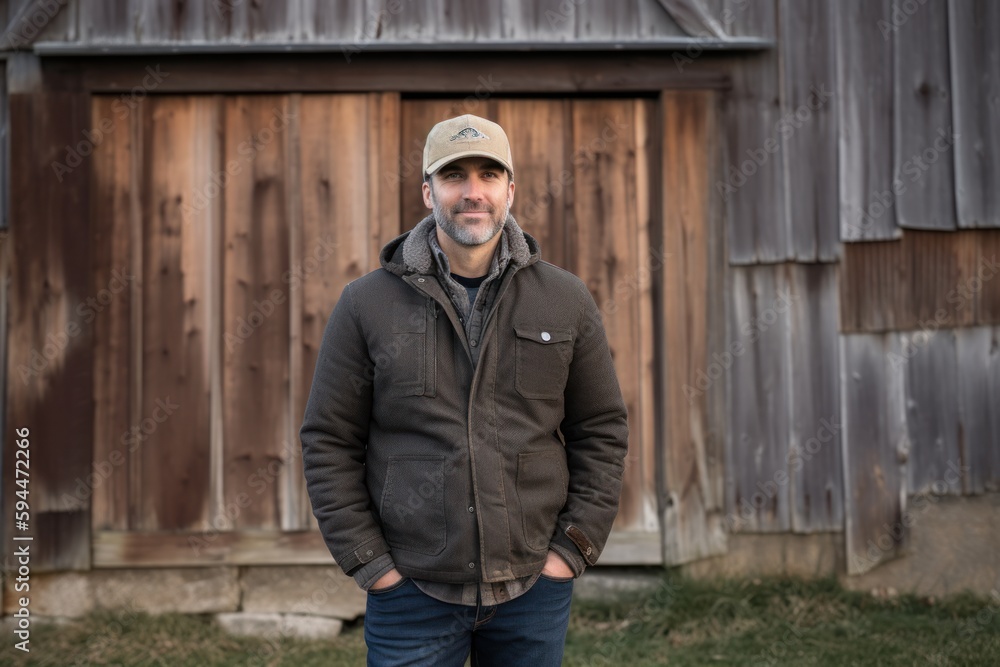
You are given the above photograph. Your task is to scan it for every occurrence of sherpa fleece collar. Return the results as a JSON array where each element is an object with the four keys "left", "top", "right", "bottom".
[{"left": 380, "top": 213, "right": 539, "bottom": 277}]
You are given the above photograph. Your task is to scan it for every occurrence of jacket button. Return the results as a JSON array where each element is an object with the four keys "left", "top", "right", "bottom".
[
  {"left": 585, "top": 547, "right": 592, "bottom": 555},
  {"left": 367, "top": 550, "right": 374, "bottom": 556},
  {"left": 541, "top": 331, "right": 551, "bottom": 341},
  {"left": 468, "top": 506, "right": 475, "bottom": 513},
  {"left": 468, "top": 562, "right": 475, "bottom": 569},
  {"left": 470, "top": 339, "right": 478, "bottom": 347}
]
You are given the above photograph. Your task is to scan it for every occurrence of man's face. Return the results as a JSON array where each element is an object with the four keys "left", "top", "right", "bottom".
[{"left": 422, "top": 157, "right": 515, "bottom": 247}]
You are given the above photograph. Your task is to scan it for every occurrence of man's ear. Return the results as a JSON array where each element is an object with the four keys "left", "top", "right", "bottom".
[{"left": 422, "top": 181, "right": 434, "bottom": 210}]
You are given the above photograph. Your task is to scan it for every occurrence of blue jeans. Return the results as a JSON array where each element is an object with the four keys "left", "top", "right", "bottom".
[{"left": 363, "top": 574, "right": 574, "bottom": 666}]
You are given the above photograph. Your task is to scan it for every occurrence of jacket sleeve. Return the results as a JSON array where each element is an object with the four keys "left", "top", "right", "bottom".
[
  {"left": 300, "top": 282, "right": 391, "bottom": 576},
  {"left": 549, "top": 280, "right": 630, "bottom": 575}
]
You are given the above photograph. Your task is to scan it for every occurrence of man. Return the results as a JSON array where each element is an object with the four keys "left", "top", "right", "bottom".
[{"left": 300, "top": 113, "right": 629, "bottom": 666}]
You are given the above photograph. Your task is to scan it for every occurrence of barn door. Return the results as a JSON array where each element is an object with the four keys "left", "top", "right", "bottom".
[
  {"left": 400, "top": 93, "right": 729, "bottom": 567},
  {"left": 402, "top": 96, "right": 667, "bottom": 564}
]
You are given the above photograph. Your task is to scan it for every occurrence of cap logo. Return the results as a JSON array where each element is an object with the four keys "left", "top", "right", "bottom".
[{"left": 450, "top": 127, "right": 490, "bottom": 141}]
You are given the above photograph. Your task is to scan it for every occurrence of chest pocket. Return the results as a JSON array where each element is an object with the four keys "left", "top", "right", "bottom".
[
  {"left": 513, "top": 325, "right": 574, "bottom": 400},
  {"left": 387, "top": 301, "right": 437, "bottom": 397}
]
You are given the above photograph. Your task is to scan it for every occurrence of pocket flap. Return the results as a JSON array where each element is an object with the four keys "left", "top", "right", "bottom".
[{"left": 513, "top": 325, "right": 573, "bottom": 345}]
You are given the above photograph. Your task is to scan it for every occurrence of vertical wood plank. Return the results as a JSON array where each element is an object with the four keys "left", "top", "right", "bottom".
[
  {"left": 495, "top": 98, "right": 570, "bottom": 270},
  {"left": 570, "top": 98, "right": 656, "bottom": 535},
  {"left": 948, "top": 0, "right": 1000, "bottom": 228},
  {"left": 661, "top": 90, "right": 727, "bottom": 564},
  {"left": 894, "top": 0, "right": 956, "bottom": 230},
  {"left": 788, "top": 263, "right": 844, "bottom": 533},
  {"left": 296, "top": 94, "right": 402, "bottom": 530},
  {"left": 726, "top": 264, "right": 792, "bottom": 532},
  {"left": 221, "top": 95, "right": 291, "bottom": 531},
  {"left": 779, "top": 0, "right": 840, "bottom": 261},
  {"left": 725, "top": 0, "right": 789, "bottom": 263},
  {"left": 137, "top": 96, "right": 212, "bottom": 531},
  {"left": 955, "top": 326, "right": 1000, "bottom": 494},
  {"left": 901, "top": 329, "right": 962, "bottom": 494},
  {"left": 841, "top": 333, "right": 908, "bottom": 575},
  {"left": 835, "top": 0, "right": 901, "bottom": 242},
  {"left": 91, "top": 94, "right": 134, "bottom": 531},
  {"left": 5, "top": 61, "right": 93, "bottom": 569}
]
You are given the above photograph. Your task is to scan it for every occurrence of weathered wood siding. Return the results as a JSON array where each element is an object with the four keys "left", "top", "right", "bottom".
[
  {"left": 4, "top": 54, "right": 93, "bottom": 571},
  {"left": 841, "top": 333, "right": 907, "bottom": 576},
  {"left": 955, "top": 326, "right": 1000, "bottom": 494},
  {"left": 20, "top": 0, "right": 701, "bottom": 47},
  {"left": 90, "top": 92, "right": 401, "bottom": 561},
  {"left": 949, "top": 0, "right": 1000, "bottom": 228},
  {"left": 659, "top": 89, "right": 727, "bottom": 565},
  {"left": 841, "top": 324, "right": 1000, "bottom": 574}
]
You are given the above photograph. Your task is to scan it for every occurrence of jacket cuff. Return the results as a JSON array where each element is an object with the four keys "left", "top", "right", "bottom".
[
  {"left": 351, "top": 553, "right": 396, "bottom": 591},
  {"left": 336, "top": 534, "right": 391, "bottom": 575},
  {"left": 550, "top": 523, "right": 601, "bottom": 575}
]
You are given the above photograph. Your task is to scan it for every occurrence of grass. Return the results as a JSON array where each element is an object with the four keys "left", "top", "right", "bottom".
[{"left": 2, "top": 575, "right": 997, "bottom": 666}]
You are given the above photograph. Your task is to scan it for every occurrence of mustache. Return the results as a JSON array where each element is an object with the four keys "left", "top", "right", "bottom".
[{"left": 451, "top": 202, "right": 496, "bottom": 214}]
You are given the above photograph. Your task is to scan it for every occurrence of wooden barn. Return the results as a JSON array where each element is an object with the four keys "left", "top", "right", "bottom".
[{"left": 1, "top": 0, "right": 999, "bottom": 623}]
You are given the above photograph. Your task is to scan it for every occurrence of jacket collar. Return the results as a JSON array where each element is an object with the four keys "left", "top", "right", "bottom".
[{"left": 380, "top": 213, "right": 539, "bottom": 277}]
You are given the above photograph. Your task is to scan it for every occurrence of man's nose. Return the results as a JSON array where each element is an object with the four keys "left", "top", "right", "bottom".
[{"left": 462, "top": 175, "right": 485, "bottom": 200}]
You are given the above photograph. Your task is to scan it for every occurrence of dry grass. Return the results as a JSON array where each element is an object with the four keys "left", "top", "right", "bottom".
[{"left": 1, "top": 576, "right": 997, "bottom": 666}]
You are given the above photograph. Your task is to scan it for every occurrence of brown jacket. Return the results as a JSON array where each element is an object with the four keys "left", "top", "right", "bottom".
[{"left": 299, "top": 214, "right": 629, "bottom": 583}]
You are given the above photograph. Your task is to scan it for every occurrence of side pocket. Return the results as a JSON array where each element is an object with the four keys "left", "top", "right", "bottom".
[
  {"left": 380, "top": 456, "right": 447, "bottom": 556},
  {"left": 516, "top": 450, "right": 569, "bottom": 552},
  {"left": 513, "top": 325, "right": 574, "bottom": 400}
]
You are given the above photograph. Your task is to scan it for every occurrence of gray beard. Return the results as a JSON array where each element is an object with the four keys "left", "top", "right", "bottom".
[{"left": 432, "top": 197, "right": 510, "bottom": 247}]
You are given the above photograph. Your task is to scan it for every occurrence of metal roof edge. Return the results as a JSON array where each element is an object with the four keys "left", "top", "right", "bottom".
[{"left": 29, "top": 38, "right": 773, "bottom": 56}]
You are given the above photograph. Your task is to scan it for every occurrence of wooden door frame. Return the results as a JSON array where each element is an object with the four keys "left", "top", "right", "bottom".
[{"left": 7, "top": 52, "right": 731, "bottom": 569}]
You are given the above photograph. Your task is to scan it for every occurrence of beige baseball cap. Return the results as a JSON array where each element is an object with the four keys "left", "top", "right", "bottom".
[{"left": 422, "top": 114, "right": 514, "bottom": 177}]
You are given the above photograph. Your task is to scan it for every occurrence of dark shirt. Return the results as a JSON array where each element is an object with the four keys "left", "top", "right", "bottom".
[{"left": 450, "top": 272, "right": 488, "bottom": 312}]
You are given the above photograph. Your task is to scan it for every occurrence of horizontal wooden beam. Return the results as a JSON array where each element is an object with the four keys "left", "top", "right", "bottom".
[
  {"left": 93, "top": 530, "right": 663, "bottom": 568},
  {"left": 40, "top": 52, "right": 735, "bottom": 94}
]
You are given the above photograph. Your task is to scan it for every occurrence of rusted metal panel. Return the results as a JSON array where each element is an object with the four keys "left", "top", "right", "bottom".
[
  {"left": 840, "top": 230, "right": 1000, "bottom": 333},
  {"left": 948, "top": 0, "right": 1000, "bottom": 228},
  {"left": 894, "top": 0, "right": 956, "bottom": 231}
]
